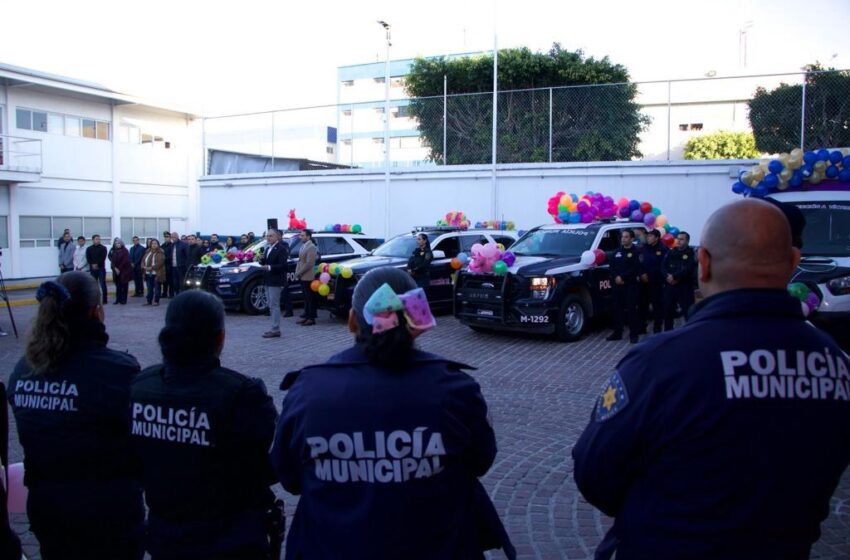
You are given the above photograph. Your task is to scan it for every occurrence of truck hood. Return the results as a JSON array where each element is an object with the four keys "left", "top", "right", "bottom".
[
  {"left": 339, "top": 255, "right": 407, "bottom": 273},
  {"left": 509, "top": 255, "right": 588, "bottom": 277},
  {"left": 793, "top": 256, "right": 850, "bottom": 284}
]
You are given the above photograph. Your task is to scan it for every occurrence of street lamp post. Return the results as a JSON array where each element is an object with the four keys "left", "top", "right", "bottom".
[{"left": 378, "top": 20, "right": 392, "bottom": 239}]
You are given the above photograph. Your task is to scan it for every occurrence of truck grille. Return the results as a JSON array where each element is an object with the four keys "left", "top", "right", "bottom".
[{"left": 455, "top": 273, "right": 507, "bottom": 321}]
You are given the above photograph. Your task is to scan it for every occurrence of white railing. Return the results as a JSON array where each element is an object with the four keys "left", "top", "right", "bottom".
[{"left": 0, "top": 134, "right": 43, "bottom": 174}]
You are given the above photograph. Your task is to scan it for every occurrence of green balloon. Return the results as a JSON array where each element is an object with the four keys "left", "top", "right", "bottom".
[
  {"left": 352, "top": 224, "right": 362, "bottom": 233},
  {"left": 788, "top": 282, "right": 809, "bottom": 300},
  {"left": 493, "top": 260, "right": 508, "bottom": 275},
  {"left": 652, "top": 207, "right": 661, "bottom": 216}
]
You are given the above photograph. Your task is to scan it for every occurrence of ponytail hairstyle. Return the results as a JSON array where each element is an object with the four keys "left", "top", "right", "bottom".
[
  {"left": 351, "top": 267, "right": 417, "bottom": 369},
  {"left": 26, "top": 272, "right": 101, "bottom": 373},
  {"left": 158, "top": 290, "right": 225, "bottom": 367}
]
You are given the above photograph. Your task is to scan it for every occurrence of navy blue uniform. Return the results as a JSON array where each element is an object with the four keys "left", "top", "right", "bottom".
[
  {"left": 609, "top": 244, "right": 642, "bottom": 341},
  {"left": 573, "top": 289, "right": 850, "bottom": 560},
  {"left": 408, "top": 247, "right": 433, "bottom": 289},
  {"left": 661, "top": 246, "right": 696, "bottom": 330},
  {"left": 638, "top": 242, "right": 668, "bottom": 333},
  {"left": 129, "top": 359, "right": 278, "bottom": 560},
  {"left": 272, "top": 346, "right": 514, "bottom": 560},
  {"left": 7, "top": 321, "right": 144, "bottom": 559}
]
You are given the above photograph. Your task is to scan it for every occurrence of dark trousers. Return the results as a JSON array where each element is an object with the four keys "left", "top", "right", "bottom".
[
  {"left": 611, "top": 283, "right": 640, "bottom": 339},
  {"left": 171, "top": 266, "right": 187, "bottom": 296},
  {"left": 414, "top": 274, "right": 430, "bottom": 290},
  {"left": 281, "top": 284, "right": 294, "bottom": 315},
  {"left": 663, "top": 282, "right": 695, "bottom": 331},
  {"left": 164, "top": 265, "right": 173, "bottom": 297},
  {"left": 132, "top": 265, "right": 144, "bottom": 295},
  {"left": 639, "top": 281, "right": 664, "bottom": 333},
  {"left": 146, "top": 275, "right": 162, "bottom": 304},
  {"left": 301, "top": 281, "right": 317, "bottom": 319},
  {"left": 115, "top": 281, "right": 129, "bottom": 304},
  {"left": 90, "top": 268, "right": 107, "bottom": 303}
]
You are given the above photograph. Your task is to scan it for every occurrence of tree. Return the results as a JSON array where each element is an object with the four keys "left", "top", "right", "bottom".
[
  {"left": 683, "top": 131, "right": 760, "bottom": 160},
  {"left": 748, "top": 64, "right": 850, "bottom": 154},
  {"left": 404, "top": 44, "right": 649, "bottom": 164}
]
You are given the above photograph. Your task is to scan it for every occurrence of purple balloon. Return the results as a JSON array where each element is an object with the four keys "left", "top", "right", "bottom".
[
  {"left": 577, "top": 200, "right": 590, "bottom": 212},
  {"left": 806, "top": 293, "right": 819, "bottom": 309},
  {"left": 630, "top": 210, "right": 644, "bottom": 222},
  {"left": 644, "top": 213, "right": 656, "bottom": 226},
  {"left": 502, "top": 251, "right": 516, "bottom": 267},
  {"left": 581, "top": 212, "right": 593, "bottom": 223},
  {"left": 618, "top": 207, "right": 630, "bottom": 218}
]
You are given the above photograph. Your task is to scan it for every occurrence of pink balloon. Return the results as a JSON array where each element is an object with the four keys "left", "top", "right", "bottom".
[
  {"left": 8, "top": 462, "right": 27, "bottom": 514},
  {"left": 618, "top": 197, "right": 629, "bottom": 208},
  {"left": 471, "top": 243, "right": 484, "bottom": 256},
  {"left": 319, "top": 272, "right": 331, "bottom": 284}
]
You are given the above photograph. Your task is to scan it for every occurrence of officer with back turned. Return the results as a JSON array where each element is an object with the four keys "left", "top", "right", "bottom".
[
  {"left": 607, "top": 229, "right": 642, "bottom": 343},
  {"left": 662, "top": 231, "right": 696, "bottom": 330},
  {"left": 573, "top": 199, "right": 850, "bottom": 560}
]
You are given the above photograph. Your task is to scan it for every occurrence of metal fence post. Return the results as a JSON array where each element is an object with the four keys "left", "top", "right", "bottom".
[
  {"left": 548, "top": 87, "right": 553, "bottom": 162},
  {"left": 271, "top": 112, "right": 275, "bottom": 170},
  {"left": 666, "top": 81, "right": 672, "bottom": 161},
  {"left": 443, "top": 75, "right": 448, "bottom": 165},
  {"left": 350, "top": 103, "right": 355, "bottom": 168},
  {"left": 800, "top": 72, "right": 807, "bottom": 150}
]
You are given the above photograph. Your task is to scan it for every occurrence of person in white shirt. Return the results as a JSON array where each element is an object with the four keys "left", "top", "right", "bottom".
[{"left": 73, "top": 236, "right": 89, "bottom": 272}]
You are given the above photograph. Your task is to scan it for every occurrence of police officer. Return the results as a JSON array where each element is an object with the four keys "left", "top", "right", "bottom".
[
  {"left": 7, "top": 273, "right": 144, "bottom": 559},
  {"left": 661, "top": 230, "right": 696, "bottom": 330},
  {"left": 0, "top": 381, "right": 23, "bottom": 560},
  {"left": 607, "top": 229, "right": 642, "bottom": 343},
  {"left": 129, "top": 291, "right": 280, "bottom": 560},
  {"left": 407, "top": 233, "right": 433, "bottom": 289},
  {"left": 572, "top": 199, "right": 850, "bottom": 560},
  {"left": 272, "top": 267, "right": 515, "bottom": 560},
  {"left": 638, "top": 229, "right": 668, "bottom": 334}
]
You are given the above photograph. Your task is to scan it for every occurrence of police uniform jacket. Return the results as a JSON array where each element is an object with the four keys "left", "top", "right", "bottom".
[
  {"left": 609, "top": 245, "right": 641, "bottom": 285},
  {"left": 407, "top": 246, "right": 433, "bottom": 281},
  {"left": 129, "top": 358, "right": 278, "bottom": 558},
  {"left": 662, "top": 246, "right": 695, "bottom": 285},
  {"left": 259, "top": 241, "right": 290, "bottom": 287},
  {"left": 572, "top": 289, "right": 850, "bottom": 560},
  {"left": 6, "top": 319, "right": 144, "bottom": 532},
  {"left": 272, "top": 346, "right": 515, "bottom": 560},
  {"left": 639, "top": 242, "right": 668, "bottom": 284}
]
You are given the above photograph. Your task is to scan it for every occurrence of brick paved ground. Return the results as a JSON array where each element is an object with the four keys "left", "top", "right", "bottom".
[{"left": 1, "top": 299, "right": 848, "bottom": 559}]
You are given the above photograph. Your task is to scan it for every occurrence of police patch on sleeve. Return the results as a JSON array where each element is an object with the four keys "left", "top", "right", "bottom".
[{"left": 595, "top": 371, "right": 629, "bottom": 422}]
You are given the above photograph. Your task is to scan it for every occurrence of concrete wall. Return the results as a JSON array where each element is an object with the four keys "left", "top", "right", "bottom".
[{"left": 199, "top": 160, "right": 748, "bottom": 245}]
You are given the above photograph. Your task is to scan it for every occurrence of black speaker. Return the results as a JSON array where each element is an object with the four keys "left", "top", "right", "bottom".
[{"left": 267, "top": 218, "right": 278, "bottom": 231}]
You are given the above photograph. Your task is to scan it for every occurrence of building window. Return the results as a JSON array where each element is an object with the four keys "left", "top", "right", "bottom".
[
  {"left": 19, "top": 216, "right": 112, "bottom": 247},
  {"left": 96, "top": 121, "right": 110, "bottom": 140},
  {"left": 373, "top": 77, "right": 386, "bottom": 84},
  {"left": 678, "top": 124, "right": 688, "bottom": 131},
  {"left": 394, "top": 105, "right": 410, "bottom": 118},
  {"left": 16, "top": 107, "right": 108, "bottom": 140},
  {"left": 48, "top": 113, "right": 64, "bottom": 134},
  {"left": 391, "top": 77, "right": 404, "bottom": 88},
  {"left": 82, "top": 119, "right": 96, "bottom": 138},
  {"left": 66, "top": 116, "right": 81, "bottom": 136},
  {"left": 326, "top": 146, "right": 335, "bottom": 154},
  {"left": 372, "top": 137, "right": 385, "bottom": 144},
  {"left": 342, "top": 109, "right": 352, "bottom": 117},
  {"left": 689, "top": 123, "right": 704, "bottom": 131},
  {"left": 341, "top": 80, "right": 354, "bottom": 87},
  {"left": 0, "top": 216, "right": 8, "bottom": 249},
  {"left": 15, "top": 109, "right": 31, "bottom": 130},
  {"left": 121, "top": 217, "right": 171, "bottom": 242}
]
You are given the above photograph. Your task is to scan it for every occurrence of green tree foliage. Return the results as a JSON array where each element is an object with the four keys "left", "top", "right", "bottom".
[
  {"left": 683, "top": 130, "right": 760, "bottom": 160},
  {"left": 404, "top": 44, "right": 649, "bottom": 164},
  {"left": 748, "top": 65, "right": 850, "bottom": 153}
]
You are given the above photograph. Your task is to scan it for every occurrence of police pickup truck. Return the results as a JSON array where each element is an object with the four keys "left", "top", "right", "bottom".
[
  {"left": 454, "top": 220, "right": 647, "bottom": 342},
  {"left": 321, "top": 226, "right": 519, "bottom": 316},
  {"left": 769, "top": 188, "right": 850, "bottom": 349},
  {"left": 185, "top": 232, "right": 382, "bottom": 314}
]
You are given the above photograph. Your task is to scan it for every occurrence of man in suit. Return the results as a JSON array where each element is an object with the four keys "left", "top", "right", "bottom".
[
  {"left": 295, "top": 229, "right": 318, "bottom": 326},
  {"left": 166, "top": 231, "right": 189, "bottom": 297},
  {"left": 129, "top": 236, "right": 146, "bottom": 297},
  {"left": 260, "top": 229, "right": 290, "bottom": 339},
  {"left": 161, "top": 232, "right": 173, "bottom": 298}
]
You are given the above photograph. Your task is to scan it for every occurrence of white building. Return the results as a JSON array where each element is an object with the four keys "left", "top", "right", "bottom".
[{"left": 0, "top": 63, "right": 200, "bottom": 279}]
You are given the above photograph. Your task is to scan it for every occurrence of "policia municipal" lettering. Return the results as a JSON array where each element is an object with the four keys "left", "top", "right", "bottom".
[
  {"left": 13, "top": 379, "right": 79, "bottom": 412},
  {"left": 131, "top": 403, "right": 212, "bottom": 447}
]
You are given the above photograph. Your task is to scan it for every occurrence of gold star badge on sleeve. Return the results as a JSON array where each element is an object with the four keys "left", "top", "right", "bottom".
[{"left": 595, "top": 372, "right": 629, "bottom": 422}]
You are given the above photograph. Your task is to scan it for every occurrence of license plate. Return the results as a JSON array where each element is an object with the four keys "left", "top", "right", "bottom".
[
  {"left": 519, "top": 314, "right": 549, "bottom": 324},
  {"left": 476, "top": 309, "right": 494, "bottom": 317}
]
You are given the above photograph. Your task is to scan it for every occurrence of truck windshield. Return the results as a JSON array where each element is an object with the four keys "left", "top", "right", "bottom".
[
  {"left": 511, "top": 229, "right": 595, "bottom": 257},
  {"left": 373, "top": 235, "right": 419, "bottom": 258},
  {"left": 793, "top": 202, "right": 850, "bottom": 257}
]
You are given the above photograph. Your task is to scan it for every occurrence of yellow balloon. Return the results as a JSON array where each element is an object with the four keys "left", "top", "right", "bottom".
[
  {"left": 810, "top": 172, "right": 823, "bottom": 185},
  {"left": 496, "top": 243, "right": 505, "bottom": 252},
  {"left": 318, "top": 284, "right": 330, "bottom": 297},
  {"left": 750, "top": 167, "right": 765, "bottom": 182},
  {"left": 779, "top": 168, "right": 793, "bottom": 181},
  {"left": 779, "top": 154, "right": 790, "bottom": 168},
  {"left": 814, "top": 160, "right": 827, "bottom": 172},
  {"left": 777, "top": 180, "right": 790, "bottom": 191},
  {"left": 759, "top": 159, "right": 770, "bottom": 171},
  {"left": 740, "top": 171, "right": 753, "bottom": 186},
  {"left": 790, "top": 148, "right": 803, "bottom": 159},
  {"left": 560, "top": 195, "right": 571, "bottom": 207},
  {"left": 787, "top": 155, "right": 802, "bottom": 170},
  {"left": 341, "top": 267, "right": 353, "bottom": 279}
]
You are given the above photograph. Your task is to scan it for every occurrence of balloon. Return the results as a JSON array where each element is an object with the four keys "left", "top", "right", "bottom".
[
  {"left": 644, "top": 213, "right": 656, "bottom": 226},
  {"left": 450, "top": 258, "right": 462, "bottom": 270},
  {"left": 839, "top": 168, "right": 850, "bottom": 182},
  {"left": 652, "top": 207, "right": 661, "bottom": 216},
  {"left": 558, "top": 211, "right": 570, "bottom": 223},
  {"left": 639, "top": 202, "right": 652, "bottom": 214},
  {"left": 628, "top": 200, "right": 640, "bottom": 211},
  {"left": 341, "top": 267, "right": 354, "bottom": 279},
  {"left": 244, "top": 251, "right": 254, "bottom": 261},
  {"left": 750, "top": 167, "right": 765, "bottom": 182},
  {"left": 471, "top": 243, "right": 484, "bottom": 255},
  {"left": 656, "top": 215, "right": 668, "bottom": 227},
  {"left": 661, "top": 233, "right": 675, "bottom": 248},
  {"left": 577, "top": 200, "right": 590, "bottom": 212},
  {"left": 493, "top": 261, "right": 508, "bottom": 275},
  {"left": 212, "top": 253, "right": 222, "bottom": 263},
  {"left": 810, "top": 172, "right": 823, "bottom": 185},
  {"left": 630, "top": 210, "right": 644, "bottom": 222},
  {"left": 319, "top": 272, "right": 331, "bottom": 284},
  {"left": 201, "top": 255, "right": 211, "bottom": 265},
  {"left": 829, "top": 150, "right": 843, "bottom": 164},
  {"left": 318, "top": 284, "right": 330, "bottom": 297},
  {"left": 777, "top": 180, "right": 789, "bottom": 191},
  {"left": 813, "top": 160, "right": 827, "bottom": 173},
  {"left": 569, "top": 212, "right": 581, "bottom": 224},
  {"left": 580, "top": 250, "right": 596, "bottom": 266},
  {"left": 496, "top": 243, "right": 505, "bottom": 252},
  {"left": 790, "top": 148, "right": 803, "bottom": 159},
  {"left": 732, "top": 182, "right": 747, "bottom": 194},
  {"left": 843, "top": 155, "right": 850, "bottom": 169},
  {"left": 580, "top": 212, "right": 593, "bottom": 223},
  {"left": 768, "top": 160, "right": 784, "bottom": 174},
  {"left": 788, "top": 282, "right": 809, "bottom": 300},
  {"left": 352, "top": 224, "right": 362, "bottom": 233},
  {"left": 779, "top": 168, "right": 793, "bottom": 181},
  {"left": 790, "top": 169, "right": 804, "bottom": 187},
  {"left": 618, "top": 207, "right": 630, "bottom": 219},
  {"left": 754, "top": 184, "right": 769, "bottom": 198},
  {"left": 310, "top": 280, "right": 321, "bottom": 292},
  {"left": 668, "top": 227, "right": 680, "bottom": 237},
  {"left": 7, "top": 463, "right": 26, "bottom": 514},
  {"left": 502, "top": 251, "right": 516, "bottom": 267},
  {"left": 816, "top": 149, "right": 830, "bottom": 161},
  {"left": 763, "top": 174, "right": 779, "bottom": 189},
  {"left": 803, "top": 151, "right": 818, "bottom": 166},
  {"left": 593, "top": 249, "right": 606, "bottom": 266},
  {"left": 787, "top": 155, "right": 802, "bottom": 170},
  {"left": 617, "top": 197, "right": 629, "bottom": 208},
  {"left": 330, "top": 264, "right": 341, "bottom": 276},
  {"left": 826, "top": 165, "right": 840, "bottom": 179}
]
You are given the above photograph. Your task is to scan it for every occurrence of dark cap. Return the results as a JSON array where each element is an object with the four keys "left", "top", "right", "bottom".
[
  {"left": 647, "top": 228, "right": 661, "bottom": 238},
  {"left": 765, "top": 197, "right": 806, "bottom": 249}
]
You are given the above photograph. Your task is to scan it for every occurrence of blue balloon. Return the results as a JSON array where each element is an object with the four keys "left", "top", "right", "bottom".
[
  {"left": 668, "top": 227, "right": 680, "bottom": 236},
  {"left": 790, "top": 169, "right": 804, "bottom": 187},
  {"left": 768, "top": 160, "right": 784, "bottom": 174},
  {"left": 826, "top": 165, "right": 840, "bottom": 179},
  {"left": 763, "top": 174, "right": 779, "bottom": 189},
  {"left": 558, "top": 211, "right": 570, "bottom": 222},
  {"left": 803, "top": 151, "right": 818, "bottom": 165},
  {"left": 457, "top": 252, "right": 470, "bottom": 264},
  {"left": 843, "top": 155, "right": 850, "bottom": 169},
  {"left": 628, "top": 200, "right": 640, "bottom": 211},
  {"left": 732, "top": 181, "right": 747, "bottom": 194},
  {"left": 829, "top": 150, "right": 843, "bottom": 164},
  {"left": 754, "top": 185, "right": 769, "bottom": 198},
  {"left": 839, "top": 168, "right": 850, "bottom": 183},
  {"left": 801, "top": 164, "right": 813, "bottom": 178},
  {"left": 569, "top": 212, "right": 581, "bottom": 224},
  {"left": 817, "top": 149, "right": 830, "bottom": 162},
  {"left": 212, "top": 253, "right": 222, "bottom": 263}
]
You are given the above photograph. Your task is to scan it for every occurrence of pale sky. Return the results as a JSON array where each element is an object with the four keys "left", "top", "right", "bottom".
[{"left": 4, "top": 0, "right": 850, "bottom": 116}]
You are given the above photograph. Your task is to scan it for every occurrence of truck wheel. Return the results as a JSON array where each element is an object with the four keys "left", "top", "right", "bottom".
[
  {"left": 556, "top": 295, "right": 587, "bottom": 342},
  {"left": 243, "top": 280, "right": 268, "bottom": 315}
]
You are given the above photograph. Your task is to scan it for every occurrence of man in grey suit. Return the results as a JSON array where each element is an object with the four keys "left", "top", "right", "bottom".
[
  {"left": 295, "top": 229, "right": 318, "bottom": 326},
  {"left": 58, "top": 231, "right": 75, "bottom": 273}
]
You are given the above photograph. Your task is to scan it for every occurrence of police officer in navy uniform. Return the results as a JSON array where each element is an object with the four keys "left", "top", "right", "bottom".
[
  {"left": 407, "top": 233, "right": 433, "bottom": 289},
  {"left": 272, "top": 267, "right": 514, "bottom": 560},
  {"left": 638, "top": 229, "right": 668, "bottom": 334},
  {"left": 573, "top": 199, "right": 850, "bottom": 560},
  {"left": 129, "top": 291, "right": 280, "bottom": 560},
  {"left": 607, "top": 229, "right": 642, "bottom": 343},
  {"left": 661, "top": 230, "right": 696, "bottom": 330},
  {"left": 7, "top": 273, "right": 144, "bottom": 559}
]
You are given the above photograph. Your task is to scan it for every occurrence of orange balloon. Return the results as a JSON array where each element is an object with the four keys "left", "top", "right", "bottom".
[
  {"left": 450, "top": 258, "right": 462, "bottom": 270},
  {"left": 310, "top": 280, "right": 321, "bottom": 292}
]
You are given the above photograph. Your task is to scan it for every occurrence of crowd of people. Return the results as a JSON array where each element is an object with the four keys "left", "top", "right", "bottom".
[{"left": 2, "top": 199, "right": 845, "bottom": 560}]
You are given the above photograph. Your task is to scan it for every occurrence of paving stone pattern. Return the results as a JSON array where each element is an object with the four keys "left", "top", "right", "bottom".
[{"left": 1, "top": 300, "right": 848, "bottom": 559}]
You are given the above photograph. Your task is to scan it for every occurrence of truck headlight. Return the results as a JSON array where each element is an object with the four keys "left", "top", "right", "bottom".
[
  {"left": 827, "top": 275, "right": 850, "bottom": 296},
  {"left": 530, "top": 277, "right": 554, "bottom": 299},
  {"left": 224, "top": 266, "right": 250, "bottom": 275}
]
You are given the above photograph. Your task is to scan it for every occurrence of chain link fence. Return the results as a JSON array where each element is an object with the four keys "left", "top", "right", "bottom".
[{"left": 203, "top": 70, "right": 850, "bottom": 174}]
